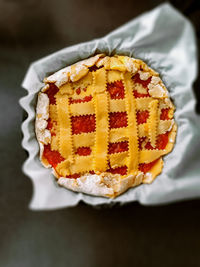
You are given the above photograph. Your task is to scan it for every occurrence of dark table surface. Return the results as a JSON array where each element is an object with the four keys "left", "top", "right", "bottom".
[{"left": 1, "top": 0, "right": 200, "bottom": 266}]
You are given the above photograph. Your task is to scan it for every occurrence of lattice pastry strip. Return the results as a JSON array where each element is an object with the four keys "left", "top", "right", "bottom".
[
  {"left": 70, "top": 155, "right": 94, "bottom": 174},
  {"left": 109, "top": 99, "right": 126, "bottom": 113},
  {"left": 70, "top": 101, "right": 94, "bottom": 116},
  {"left": 123, "top": 72, "right": 139, "bottom": 173},
  {"left": 110, "top": 128, "right": 128, "bottom": 143},
  {"left": 93, "top": 68, "right": 107, "bottom": 94},
  {"left": 138, "top": 120, "right": 174, "bottom": 138},
  {"left": 138, "top": 124, "right": 149, "bottom": 138},
  {"left": 73, "top": 132, "right": 95, "bottom": 148},
  {"left": 136, "top": 98, "right": 153, "bottom": 111},
  {"left": 147, "top": 99, "right": 159, "bottom": 148},
  {"left": 49, "top": 104, "right": 59, "bottom": 151},
  {"left": 107, "top": 70, "right": 124, "bottom": 83},
  {"left": 139, "top": 150, "right": 166, "bottom": 164},
  {"left": 109, "top": 152, "right": 128, "bottom": 168},
  {"left": 93, "top": 91, "right": 109, "bottom": 172},
  {"left": 56, "top": 93, "right": 74, "bottom": 163}
]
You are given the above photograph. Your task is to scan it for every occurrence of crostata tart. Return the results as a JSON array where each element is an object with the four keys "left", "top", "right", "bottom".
[{"left": 35, "top": 54, "right": 177, "bottom": 198}]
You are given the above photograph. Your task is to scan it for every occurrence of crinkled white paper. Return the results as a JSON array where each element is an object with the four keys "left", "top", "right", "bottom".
[{"left": 19, "top": 3, "right": 200, "bottom": 210}]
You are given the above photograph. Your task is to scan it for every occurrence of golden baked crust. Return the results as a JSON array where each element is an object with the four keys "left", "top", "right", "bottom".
[{"left": 35, "top": 54, "right": 177, "bottom": 198}]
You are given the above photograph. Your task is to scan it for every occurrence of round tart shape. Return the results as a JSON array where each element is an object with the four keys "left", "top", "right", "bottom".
[{"left": 35, "top": 54, "right": 177, "bottom": 198}]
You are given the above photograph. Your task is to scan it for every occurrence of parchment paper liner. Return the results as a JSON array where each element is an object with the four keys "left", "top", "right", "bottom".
[{"left": 19, "top": 3, "right": 200, "bottom": 210}]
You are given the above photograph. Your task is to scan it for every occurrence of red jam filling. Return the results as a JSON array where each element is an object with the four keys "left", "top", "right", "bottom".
[
  {"left": 138, "top": 137, "right": 146, "bottom": 150},
  {"left": 47, "top": 119, "right": 56, "bottom": 136},
  {"left": 160, "top": 108, "right": 170, "bottom": 120},
  {"left": 133, "top": 90, "right": 150, "bottom": 98},
  {"left": 132, "top": 73, "right": 152, "bottom": 88},
  {"left": 76, "top": 88, "right": 81, "bottom": 95},
  {"left": 43, "top": 144, "right": 64, "bottom": 168},
  {"left": 109, "top": 112, "right": 128, "bottom": 128},
  {"left": 137, "top": 133, "right": 169, "bottom": 172},
  {"left": 76, "top": 147, "right": 92, "bottom": 156},
  {"left": 108, "top": 141, "right": 128, "bottom": 154},
  {"left": 139, "top": 159, "right": 158, "bottom": 173},
  {"left": 107, "top": 81, "right": 125, "bottom": 99},
  {"left": 156, "top": 133, "right": 169, "bottom": 150},
  {"left": 66, "top": 171, "right": 95, "bottom": 179},
  {"left": 45, "top": 84, "right": 59, "bottom": 105},
  {"left": 132, "top": 73, "right": 151, "bottom": 98},
  {"left": 47, "top": 119, "right": 53, "bottom": 130},
  {"left": 88, "top": 65, "right": 101, "bottom": 72},
  {"left": 69, "top": 95, "right": 92, "bottom": 104},
  {"left": 144, "top": 132, "right": 169, "bottom": 150},
  {"left": 71, "top": 114, "right": 96, "bottom": 134},
  {"left": 66, "top": 173, "right": 80, "bottom": 179},
  {"left": 65, "top": 166, "right": 128, "bottom": 178},
  {"left": 137, "top": 110, "right": 149, "bottom": 124},
  {"left": 65, "top": 166, "right": 128, "bottom": 179},
  {"left": 107, "top": 166, "right": 127, "bottom": 176}
]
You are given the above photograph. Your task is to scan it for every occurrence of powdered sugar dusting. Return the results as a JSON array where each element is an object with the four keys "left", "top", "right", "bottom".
[
  {"left": 58, "top": 175, "right": 114, "bottom": 197},
  {"left": 35, "top": 93, "right": 51, "bottom": 145}
]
